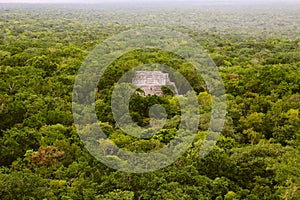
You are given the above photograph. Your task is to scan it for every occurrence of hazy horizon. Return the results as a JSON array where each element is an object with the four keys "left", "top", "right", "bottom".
[{"left": 1, "top": 0, "right": 300, "bottom": 4}]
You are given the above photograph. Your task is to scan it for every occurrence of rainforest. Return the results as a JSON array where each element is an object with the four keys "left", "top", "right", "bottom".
[{"left": 0, "top": 1, "right": 300, "bottom": 199}]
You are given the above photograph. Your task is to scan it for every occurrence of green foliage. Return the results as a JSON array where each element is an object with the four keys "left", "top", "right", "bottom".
[
  {"left": 0, "top": 171, "right": 50, "bottom": 199},
  {"left": 0, "top": 4, "right": 299, "bottom": 200},
  {"left": 98, "top": 189, "right": 134, "bottom": 200}
]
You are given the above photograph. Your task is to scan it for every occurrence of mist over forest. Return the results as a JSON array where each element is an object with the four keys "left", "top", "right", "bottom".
[{"left": 0, "top": 1, "right": 299, "bottom": 199}]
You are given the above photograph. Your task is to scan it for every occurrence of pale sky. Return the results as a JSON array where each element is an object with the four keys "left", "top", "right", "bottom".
[
  {"left": 1, "top": 0, "right": 299, "bottom": 4},
  {"left": 0, "top": 0, "right": 200, "bottom": 3}
]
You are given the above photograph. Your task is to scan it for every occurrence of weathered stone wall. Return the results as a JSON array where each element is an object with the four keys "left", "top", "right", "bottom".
[{"left": 132, "top": 71, "right": 177, "bottom": 96}]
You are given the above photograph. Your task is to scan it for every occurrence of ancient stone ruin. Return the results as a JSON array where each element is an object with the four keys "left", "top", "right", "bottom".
[{"left": 132, "top": 71, "right": 178, "bottom": 96}]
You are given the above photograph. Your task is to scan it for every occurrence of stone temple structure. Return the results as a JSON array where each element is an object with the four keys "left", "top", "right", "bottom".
[{"left": 132, "top": 71, "right": 178, "bottom": 96}]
